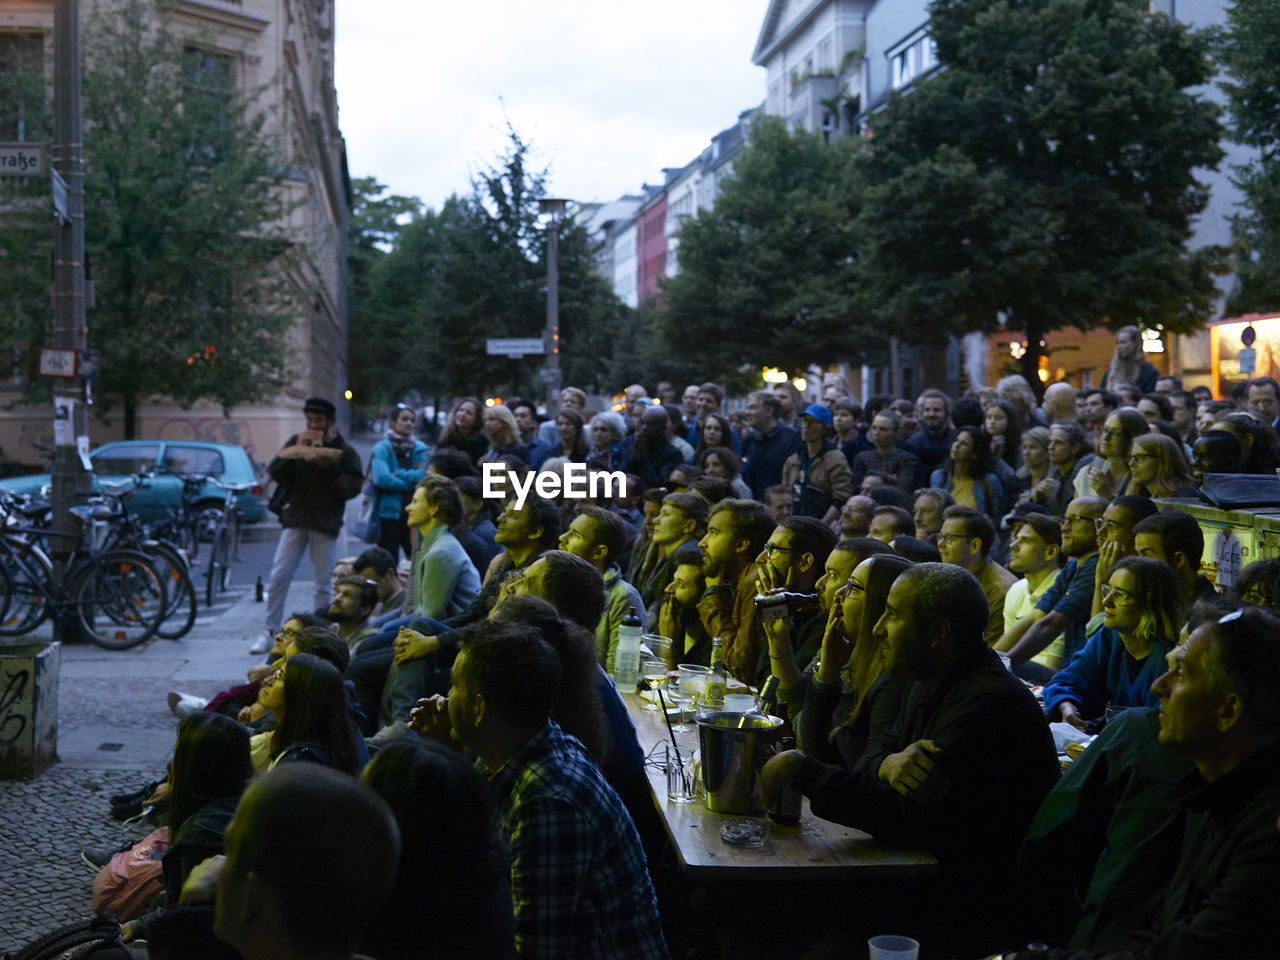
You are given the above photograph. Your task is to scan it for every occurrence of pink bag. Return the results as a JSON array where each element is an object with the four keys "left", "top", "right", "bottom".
[{"left": 91, "top": 825, "right": 170, "bottom": 921}]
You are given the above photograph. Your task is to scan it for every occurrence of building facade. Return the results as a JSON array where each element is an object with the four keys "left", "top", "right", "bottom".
[
  {"left": 0, "top": 0, "right": 348, "bottom": 470},
  {"left": 754, "top": 0, "right": 1257, "bottom": 397}
]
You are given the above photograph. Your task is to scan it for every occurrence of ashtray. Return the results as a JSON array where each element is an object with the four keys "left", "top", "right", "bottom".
[{"left": 719, "top": 815, "right": 770, "bottom": 847}]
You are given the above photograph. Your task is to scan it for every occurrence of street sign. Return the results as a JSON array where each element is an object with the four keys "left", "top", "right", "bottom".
[
  {"left": 78, "top": 348, "right": 101, "bottom": 380},
  {"left": 51, "top": 168, "right": 69, "bottom": 225},
  {"left": 0, "top": 142, "right": 47, "bottom": 176},
  {"left": 486, "top": 337, "right": 544, "bottom": 358},
  {"left": 38, "top": 347, "right": 77, "bottom": 378},
  {"left": 1239, "top": 347, "right": 1257, "bottom": 374}
]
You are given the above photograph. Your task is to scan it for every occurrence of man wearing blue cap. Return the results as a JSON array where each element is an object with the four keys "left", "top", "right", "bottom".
[
  {"left": 780, "top": 403, "right": 854, "bottom": 526},
  {"left": 254, "top": 397, "right": 363, "bottom": 654}
]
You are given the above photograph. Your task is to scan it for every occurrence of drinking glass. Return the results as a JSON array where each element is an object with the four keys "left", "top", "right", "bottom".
[
  {"left": 669, "top": 688, "right": 694, "bottom": 733},
  {"left": 640, "top": 659, "right": 667, "bottom": 712}
]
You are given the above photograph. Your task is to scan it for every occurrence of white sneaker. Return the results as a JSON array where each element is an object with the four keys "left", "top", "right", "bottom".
[
  {"left": 249, "top": 632, "right": 273, "bottom": 655},
  {"left": 167, "top": 691, "right": 208, "bottom": 719}
]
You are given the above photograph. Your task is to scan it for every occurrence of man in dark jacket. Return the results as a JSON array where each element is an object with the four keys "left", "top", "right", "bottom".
[{"left": 257, "top": 397, "right": 363, "bottom": 653}]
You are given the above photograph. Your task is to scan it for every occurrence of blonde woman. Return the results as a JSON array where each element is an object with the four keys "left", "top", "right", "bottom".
[
  {"left": 1124, "top": 433, "right": 1198, "bottom": 498},
  {"left": 477, "top": 404, "right": 529, "bottom": 465},
  {"left": 1100, "top": 325, "right": 1159, "bottom": 394}
]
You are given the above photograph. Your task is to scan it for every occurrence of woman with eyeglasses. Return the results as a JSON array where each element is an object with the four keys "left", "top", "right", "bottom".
[
  {"left": 759, "top": 552, "right": 914, "bottom": 821},
  {"left": 1042, "top": 556, "right": 1181, "bottom": 732},
  {"left": 799, "top": 552, "right": 912, "bottom": 767},
  {"left": 1123, "top": 433, "right": 1198, "bottom": 499},
  {"left": 258, "top": 652, "right": 361, "bottom": 775},
  {"left": 368, "top": 403, "right": 429, "bottom": 562},
  {"left": 1076, "top": 408, "right": 1148, "bottom": 500}
]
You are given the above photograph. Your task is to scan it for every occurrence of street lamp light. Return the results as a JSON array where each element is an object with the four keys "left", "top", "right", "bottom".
[{"left": 539, "top": 197, "right": 568, "bottom": 416}]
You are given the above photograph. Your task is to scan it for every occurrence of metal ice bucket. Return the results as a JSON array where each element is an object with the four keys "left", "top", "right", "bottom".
[{"left": 695, "top": 710, "right": 784, "bottom": 814}]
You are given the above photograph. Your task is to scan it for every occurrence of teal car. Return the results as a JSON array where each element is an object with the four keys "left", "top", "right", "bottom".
[{"left": 0, "top": 440, "right": 267, "bottom": 526}]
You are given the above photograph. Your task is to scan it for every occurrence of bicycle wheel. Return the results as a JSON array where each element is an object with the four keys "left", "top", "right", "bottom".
[
  {"left": 73, "top": 550, "right": 167, "bottom": 650},
  {"left": 0, "top": 560, "right": 12, "bottom": 627},
  {"left": 0, "top": 538, "right": 53, "bottom": 636},
  {"left": 206, "top": 527, "right": 230, "bottom": 607},
  {"left": 149, "top": 543, "right": 198, "bottom": 640},
  {"left": 218, "top": 511, "right": 240, "bottom": 591}
]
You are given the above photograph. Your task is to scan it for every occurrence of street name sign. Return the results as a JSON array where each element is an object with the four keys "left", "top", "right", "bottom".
[
  {"left": 0, "top": 142, "right": 47, "bottom": 176},
  {"left": 486, "top": 337, "right": 545, "bottom": 358}
]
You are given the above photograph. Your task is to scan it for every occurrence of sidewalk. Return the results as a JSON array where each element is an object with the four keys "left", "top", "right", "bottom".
[{"left": 0, "top": 579, "right": 318, "bottom": 953}]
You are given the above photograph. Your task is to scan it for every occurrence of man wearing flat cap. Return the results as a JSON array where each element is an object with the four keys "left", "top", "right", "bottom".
[{"left": 255, "top": 397, "right": 363, "bottom": 654}]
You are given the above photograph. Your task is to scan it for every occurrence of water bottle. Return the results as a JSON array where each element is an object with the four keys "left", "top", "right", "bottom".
[{"left": 613, "top": 605, "right": 642, "bottom": 689}]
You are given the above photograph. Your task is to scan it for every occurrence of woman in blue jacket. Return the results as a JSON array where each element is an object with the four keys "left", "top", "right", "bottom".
[
  {"left": 370, "top": 403, "right": 429, "bottom": 562},
  {"left": 1042, "top": 557, "right": 1182, "bottom": 732}
]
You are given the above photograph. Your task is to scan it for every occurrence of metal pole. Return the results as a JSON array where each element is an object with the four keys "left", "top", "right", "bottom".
[
  {"left": 51, "top": 0, "right": 88, "bottom": 641},
  {"left": 544, "top": 218, "right": 561, "bottom": 416}
]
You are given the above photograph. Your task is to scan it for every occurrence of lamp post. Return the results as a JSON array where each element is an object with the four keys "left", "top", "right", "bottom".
[{"left": 539, "top": 197, "right": 567, "bottom": 417}]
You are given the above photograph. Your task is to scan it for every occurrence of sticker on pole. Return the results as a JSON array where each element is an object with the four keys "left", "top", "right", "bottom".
[{"left": 39, "top": 347, "right": 78, "bottom": 378}]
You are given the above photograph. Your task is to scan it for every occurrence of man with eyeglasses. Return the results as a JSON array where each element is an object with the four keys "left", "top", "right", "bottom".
[
  {"left": 756, "top": 517, "right": 838, "bottom": 682},
  {"left": 326, "top": 575, "right": 380, "bottom": 654},
  {"left": 999, "top": 497, "right": 1107, "bottom": 674},
  {"left": 936, "top": 506, "right": 1017, "bottom": 647},
  {"left": 838, "top": 493, "right": 877, "bottom": 538},
  {"left": 1005, "top": 607, "right": 1280, "bottom": 959},
  {"left": 557, "top": 506, "right": 644, "bottom": 673},
  {"left": 1088, "top": 495, "right": 1158, "bottom": 619}
]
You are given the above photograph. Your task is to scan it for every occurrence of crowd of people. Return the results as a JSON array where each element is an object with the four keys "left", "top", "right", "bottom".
[{"left": 71, "top": 351, "right": 1280, "bottom": 959}]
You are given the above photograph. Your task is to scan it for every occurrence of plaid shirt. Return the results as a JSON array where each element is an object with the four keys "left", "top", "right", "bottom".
[{"left": 488, "top": 721, "right": 667, "bottom": 959}]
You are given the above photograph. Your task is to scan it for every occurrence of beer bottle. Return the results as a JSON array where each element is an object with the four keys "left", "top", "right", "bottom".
[{"left": 706, "top": 637, "right": 727, "bottom": 702}]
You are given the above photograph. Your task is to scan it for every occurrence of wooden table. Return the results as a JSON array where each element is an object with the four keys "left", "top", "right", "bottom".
[{"left": 623, "top": 693, "right": 938, "bottom": 882}]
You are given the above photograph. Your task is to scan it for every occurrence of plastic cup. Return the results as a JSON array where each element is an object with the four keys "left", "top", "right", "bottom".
[
  {"left": 867, "top": 934, "right": 920, "bottom": 960},
  {"left": 642, "top": 633, "right": 673, "bottom": 663},
  {"left": 723, "top": 693, "right": 755, "bottom": 713},
  {"left": 677, "top": 664, "right": 710, "bottom": 699}
]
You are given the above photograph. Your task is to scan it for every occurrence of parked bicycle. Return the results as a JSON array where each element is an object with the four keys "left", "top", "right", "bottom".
[
  {"left": 200, "top": 475, "right": 254, "bottom": 607},
  {"left": 0, "top": 488, "right": 168, "bottom": 650},
  {"left": 93, "top": 477, "right": 199, "bottom": 640}
]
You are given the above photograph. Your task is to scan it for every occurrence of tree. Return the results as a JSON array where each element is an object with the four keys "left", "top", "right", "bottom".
[
  {"left": 357, "top": 126, "right": 634, "bottom": 404},
  {"left": 84, "top": 0, "right": 306, "bottom": 436},
  {"left": 1219, "top": 0, "right": 1280, "bottom": 313},
  {"left": 0, "top": 1, "right": 304, "bottom": 435},
  {"left": 0, "top": 32, "right": 55, "bottom": 400},
  {"left": 346, "top": 176, "right": 423, "bottom": 404},
  {"left": 656, "top": 116, "right": 878, "bottom": 383},
  {"left": 852, "top": 0, "right": 1226, "bottom": 388}
]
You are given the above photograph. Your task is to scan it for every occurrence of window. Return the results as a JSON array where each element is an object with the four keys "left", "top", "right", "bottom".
[
  {"left": 0, "top": 33, "right": 47, "bottom": 142},
  {"left": 164, "top": 445, "right": 226, "bottom": 477},
  {"left": 817, "top": 36, "right": 832, "bottom": 73},
  {"left": 92, "top": 444, "right": 161, "bottom": 476},
  {"left": 182, "top": 45, "right": 235, "bottom": 160},
  {"left": 890, "top": 33, "right": 937, "bottom": 91}
]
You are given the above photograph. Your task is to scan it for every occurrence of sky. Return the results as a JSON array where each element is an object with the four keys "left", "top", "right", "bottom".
[{"left": 334, "top": 0, "right": 770, "bottom": 211}]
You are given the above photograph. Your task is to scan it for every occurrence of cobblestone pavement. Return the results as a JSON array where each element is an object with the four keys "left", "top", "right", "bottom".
[{"left": 0, "top": 578, "right": 318, "bottom": 955}]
